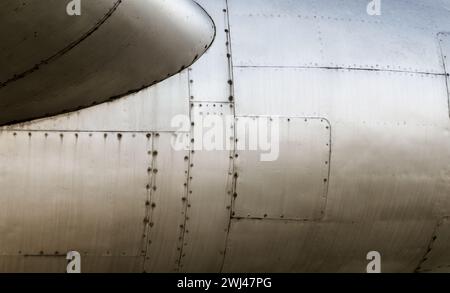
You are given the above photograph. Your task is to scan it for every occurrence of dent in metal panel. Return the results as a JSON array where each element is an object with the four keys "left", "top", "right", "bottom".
[
  {"left": 222, "top": 219, "right": 436, "bottom": 273},
  {"left": 178, "top": 102, "right": 234, "bottom": 272},
  {"left": 233, "top": 117, "right": 330, "bottom": 220},
  {"left": 234, "top": 67, "right": 449, "bottom": 125},
  {"left": 144, "top": 132, "right": 191, "bottom": 272},
  {"left": 189, "top": 0, "right": 231, "bottom": 102},
  {"left": 228, "top": 0, "right": 443, "bottom": 73},
  {"left": 0, "top": 131, "right": 150, "bottom": 256},
  {"left": 2, "top": 73, "right": 190, "bottom": 132}
]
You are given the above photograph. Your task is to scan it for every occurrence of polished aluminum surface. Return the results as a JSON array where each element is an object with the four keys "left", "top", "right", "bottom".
[{"left": 1, "top": 0, "right": 450, "bottom": 273}]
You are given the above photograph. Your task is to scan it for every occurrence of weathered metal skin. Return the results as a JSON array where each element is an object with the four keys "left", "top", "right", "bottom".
[
  {"left": 1, "top": 0, "right": 450, "bottom": 273},
  {"left": 0, "top": 0, "right": 215, "bottom": 125}
]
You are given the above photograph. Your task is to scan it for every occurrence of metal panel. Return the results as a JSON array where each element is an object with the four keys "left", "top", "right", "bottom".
[
  {"left": 416, "top": 217, "right": 450, "bottom": 273},
  {"left": 178, "top": 102, "right": 234, "bottom": 272},
  {"left": 234, "top": 117, "right": 330, "bottom": 220},
  {"left": 2, "top": 73, "right": 190, "bottom": 132},
  {"left": 144, "top": 132, "right": 191, "bottom": 272},
  {"left": 0, "top": 0, "right": 214, "bottom": 125},
  {"left": 0, "top": 256, "right": 143, "bottom": 273},
  {"left": 325, "top": 122, "right": 450, "bottom": 222},
  {"left": 0, "top": 131, "right": 151, "bottom": 257},
  {"left": 228, "top": 7, "right": 323, "bottom": 67},
  {"left": 228, "top": 0, "right": 444, "bottom": 73},
  {"left": 0, "top": 256, "right": 67, "bottom": 273},
  {"left": 0, "top": 0, "right": 117, "bottom": 82},
  {"left": 234, "top": 67, "right": 449, "bottom": 126},
  {"left": 222, "top": 219, "right": 436, "bottom": 273},
  {"left": 439, "top": 32, "right": 450, "bottom": 118},
  {"left": 189, "top": 0, "right": 231, "bottom": 102}
]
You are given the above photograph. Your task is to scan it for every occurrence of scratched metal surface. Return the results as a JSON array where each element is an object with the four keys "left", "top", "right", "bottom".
[{"left": 1, "top": 0, "right": 450, "bottom": 272}]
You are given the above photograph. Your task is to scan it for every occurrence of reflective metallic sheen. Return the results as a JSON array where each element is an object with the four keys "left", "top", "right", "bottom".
[{"left": 1, "top": 0, "right": 450, "bottom": 273}]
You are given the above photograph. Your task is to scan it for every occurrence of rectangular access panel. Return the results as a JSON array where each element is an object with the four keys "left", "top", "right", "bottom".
[{"left": 233, "top": 117, "right": 331, "bottom": 221}]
